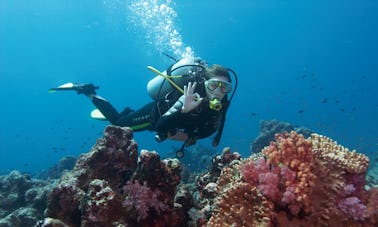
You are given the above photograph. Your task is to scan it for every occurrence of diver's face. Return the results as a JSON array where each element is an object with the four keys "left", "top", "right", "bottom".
[{"left": 205, "top": 75, "right": 231, "bottom": 100}]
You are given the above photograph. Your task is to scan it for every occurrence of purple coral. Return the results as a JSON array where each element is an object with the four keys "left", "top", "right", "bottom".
[
  {"left": 122, "top": 180, "right": 168, "bottom": 221},
  {"left": 338, "top": 196, "right": 367, "bottom": 221}
]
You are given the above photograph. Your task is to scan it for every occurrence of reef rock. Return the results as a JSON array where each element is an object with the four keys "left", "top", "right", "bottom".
[
  {"left": 44, "top": 125, "right": 184, "bottom": 226},
  {"left": 0, "top": 170, "right": 56, "bottom": 227},
  {"left": 36, "top": 156, "right": 76, "bottom": 180}
]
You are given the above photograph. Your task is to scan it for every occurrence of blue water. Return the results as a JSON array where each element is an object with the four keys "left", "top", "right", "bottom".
[{"left": 1, "top": 0, "right": 377, "bottom": 174}]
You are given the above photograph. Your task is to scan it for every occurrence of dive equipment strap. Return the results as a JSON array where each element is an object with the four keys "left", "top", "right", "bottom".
[{"left": 147, "top": 66, "right": 184, "bottom": 94}]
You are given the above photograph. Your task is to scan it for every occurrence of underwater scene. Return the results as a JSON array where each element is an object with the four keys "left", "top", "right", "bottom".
[{"left": 1, "top": 0, "right": 377, "bottom": 226}]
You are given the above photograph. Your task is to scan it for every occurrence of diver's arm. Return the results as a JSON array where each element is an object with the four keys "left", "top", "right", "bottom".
[{"left": 162, "top": 95, "right": 185, "bottom": 117}]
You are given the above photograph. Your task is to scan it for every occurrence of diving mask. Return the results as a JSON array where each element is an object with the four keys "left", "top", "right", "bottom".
[{"left": 205, "top": 79, "right": 232, "bottom": 93}]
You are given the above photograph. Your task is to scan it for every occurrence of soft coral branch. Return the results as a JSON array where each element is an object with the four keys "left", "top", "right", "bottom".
[{"left": 122, "top": 180, "right": 168, "bottom": 221}]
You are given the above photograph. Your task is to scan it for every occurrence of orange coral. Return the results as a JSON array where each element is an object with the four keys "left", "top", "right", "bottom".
[
  {"left": 263, "top": 131, "right": 313, "bottom": 167},
  {"left": 262, "top": 131, "right": 316, "bottom": 215},
  {"left": 208, "top": 182, "right": 273, "bottom": 227},
  {"left": 311, "top": 133, "right": 369, "bottom": 174},
  {"left": 216, "top": 162, "right": 241, "bottom": 194}
]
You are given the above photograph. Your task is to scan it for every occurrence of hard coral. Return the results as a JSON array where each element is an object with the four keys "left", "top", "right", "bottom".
[
  {"left": 311, "top": 133, "right": 369, "bottom": 174},
  {"left": 208, "top": 182, "right": 273, "bottom": 227}
]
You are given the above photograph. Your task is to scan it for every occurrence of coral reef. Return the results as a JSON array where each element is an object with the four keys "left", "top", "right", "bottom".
[
  {"left": 43, "top": 125, "right": 184, "bottom": 226},
  {"left": 311, "top": 133, "right": 369, "bottom": 174},
  {"left": 250, "top": 119, "right": 312, "bottom": 154},
  {"left": 188, "top": 147, "right": 242, "bottom": 224},
  {"left": 36, "top": 156, "right": 76, "bottom": 180},
  {"left": 0, "top": 170, "right": 57, "bottom": 226},
  {"left": 367, "top": 159, "right": 378, "bottom": 188},
  {"left": 206, "top": 131, "right": 377, "bottom": 226},
  {"left": 2, "top": 121, "right": 376, "bottom": 226},
  {"left": 166, "top": 144, "right": 218, "bottom": 184},
  {"left": 208, "top": 182, "right": 273, "bottom": 226}
]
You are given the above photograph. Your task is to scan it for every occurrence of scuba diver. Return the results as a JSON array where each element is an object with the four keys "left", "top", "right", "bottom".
[{"left": 49, "top": 57, "right": 237, "bottom": 156}]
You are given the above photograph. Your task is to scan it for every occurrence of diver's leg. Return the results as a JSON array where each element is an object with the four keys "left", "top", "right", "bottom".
[
  {"left": 115, "top": 102, "right": 157, "bottom": 131},
  {"left": 91, "top": 95, "right": 121, "bottom": 125}
]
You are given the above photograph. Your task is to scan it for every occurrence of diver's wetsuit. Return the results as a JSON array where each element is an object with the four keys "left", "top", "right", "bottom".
[
  {"left": 91, "top": 96, "right": 159, "bottom": 131},
  {"left": 90, "top": 85, "right": 227, "bottom": 143}
]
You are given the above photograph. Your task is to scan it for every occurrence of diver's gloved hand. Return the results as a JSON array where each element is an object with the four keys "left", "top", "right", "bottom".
[{"left": 181, "top": 82, "right": 203, "bottom": 113}]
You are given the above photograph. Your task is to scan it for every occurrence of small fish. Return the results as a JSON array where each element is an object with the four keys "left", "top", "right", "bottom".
[
  {"left": 251, "top": 112, "right": 258, "bottom": 117},
  {"left": 297, "top": 110, "right": 304, "bottom": 114},
  {"left": 321, "top": 98, "right": 328, "bottom": 104}
]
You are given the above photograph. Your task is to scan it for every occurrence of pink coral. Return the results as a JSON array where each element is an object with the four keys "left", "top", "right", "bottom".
[
  {"left": 240, "top": 158, "right": 271, "bottom": 185},
  {"left": 282, "top": 186, "right": 296, "bottom": 204},
  {"left": 122, "top": 180, "right": 168, "bottom": 221},
  {"left": 240, "top": 159, "right": 259, "bottom": 185},
  {"left": 258, "top": 172, "right": 280, "bottom": 201}
]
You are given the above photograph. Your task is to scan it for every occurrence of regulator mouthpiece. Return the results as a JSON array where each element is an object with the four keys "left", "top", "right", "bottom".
[{"left": 209, "top": 99, "right": 222, "bottom": 111}]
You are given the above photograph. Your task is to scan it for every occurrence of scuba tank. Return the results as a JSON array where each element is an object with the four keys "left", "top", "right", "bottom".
[{"left": 147, "top": 57, "right": 206, "bottom": 101}]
